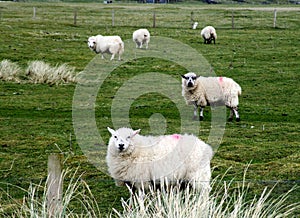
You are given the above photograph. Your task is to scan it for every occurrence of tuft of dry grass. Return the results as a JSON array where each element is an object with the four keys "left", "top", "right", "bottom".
[
  {"left": 26, "top": 60, "right": 77, "bottom": 85},
  {"left": 0, "top": 59, "right": 78, "bottom": 85},
  {"left": 113, "top": 174, "right": 300, "bottom": 218},
  {"left": 0, "top": 169, "right": 101, "bottom": 218},
  {"left": 0, "top": 59, "right": 22, "bottom": 83}
]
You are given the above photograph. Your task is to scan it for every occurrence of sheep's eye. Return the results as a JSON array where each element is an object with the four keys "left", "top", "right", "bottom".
[
  {"left": 126, "top": 136, "right": 130, "bottom": 140},
  {"left": 114, "top": 136, "right": 117, "bottom": 139},
  {"left": 192, "top": 76, "right": 197, "bottom": 80}
]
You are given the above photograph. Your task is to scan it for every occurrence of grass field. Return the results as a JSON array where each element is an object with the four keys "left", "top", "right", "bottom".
[{"left": 0, "top": 1, "right": 299, "bottom": 216}]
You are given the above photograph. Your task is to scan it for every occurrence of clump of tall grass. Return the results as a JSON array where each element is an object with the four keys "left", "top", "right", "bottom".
[
  {"left": 0, "top": 59, "right": 22, "bottom": 82},
  {"left": 113, "top": 174, "right": 299, "bottom": 218},
  {"left": 26, "top": 60, "right": 77, "bottom": 85},
  {"left": 0, "top": 169, "right": 101, "bottom": 218}
]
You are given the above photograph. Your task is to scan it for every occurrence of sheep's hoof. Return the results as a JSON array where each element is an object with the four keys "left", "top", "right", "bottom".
[
  {"left": 228, "top": 117, "right": 233, "bottom": 122},
  {"left": 236, "top": 117, "right": 240, "bottom": 122},
  {"left": 199, "top": 116, "right": 204, "bottom": 121}
]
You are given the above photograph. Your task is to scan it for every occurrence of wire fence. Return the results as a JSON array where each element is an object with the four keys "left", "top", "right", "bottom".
[{"left": 2, "top": 5, "right": 299, "bottom": 30}]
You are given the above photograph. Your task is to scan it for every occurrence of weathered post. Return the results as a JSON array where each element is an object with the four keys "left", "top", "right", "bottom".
[
  {"left": 47, "top": 154, "right": 63, "bottom": 217},
  {"left": 273, "top": 9, "right": 277, "bottom": 28},
  {"left": 153, "top": 11, "right": 156, "bottom": 28},
  {"left": 33, "top": 7, "right": 36, "bottom": 19},
  {"left": 74, "top": 10, "right": 77, "bottom": 26},
  {"left": 231, "top": 10, "right": 234, "bottom": 30},
  {"left": 112, "top": 9, "right": 115, "bottom": 27},
  {"left": 191, "top": 11, "right": 194, "bottom": 28}
]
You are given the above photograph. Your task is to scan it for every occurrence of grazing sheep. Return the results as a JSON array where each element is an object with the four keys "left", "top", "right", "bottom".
[
  {"left": 192, "top": 22, "right": 198, "bottom": 30},
  {"left": 106, "top": 127, "right": 213, "bottom": 195},
  {"left": 132, "top": 29, "right": 150, "bottom": 49},
  {"left": 181, "top": 72, "right": 242, "bottom": 122},
  {"left": 87, "top": 35, "right": 124, "bottom": 60},
  {"left": 200, "top": 26, "right": 217, "bottom": 44}
]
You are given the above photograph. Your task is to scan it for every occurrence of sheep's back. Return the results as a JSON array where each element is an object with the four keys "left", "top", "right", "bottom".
[{"left": 133, "top": 29, "right": 150, "bottom": 41}]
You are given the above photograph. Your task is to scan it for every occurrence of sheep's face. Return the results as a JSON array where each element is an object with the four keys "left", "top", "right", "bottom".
[
  {"left": 107, "top": 127, "right": 140, "bottom": 153},
  {"left": 181, "top": 72, "right": 198, "bottom": 88},
  {"left": 87, "top": 37, "right": 96, "bottom": 50}
]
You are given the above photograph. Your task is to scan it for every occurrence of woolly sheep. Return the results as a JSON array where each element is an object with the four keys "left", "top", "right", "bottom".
[
  {"left": 192, "top": 22, "right": 198, "bottom": 30},
  {"left": 200, "top": 26, "right": 217, "bottom": 44},
  {"left": 132, "top": 29, "right": 150, "bottom": 49},
  {"left": 87, "top": 35, "right": 124, "bottom": 61},
  {"left": 106, "top": 127, "right": 213, "bottom": 195},
  {"left": 181, "top": 72, "right": 242, "bottom": 122}
]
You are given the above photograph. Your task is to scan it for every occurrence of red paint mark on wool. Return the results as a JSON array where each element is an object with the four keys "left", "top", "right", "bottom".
[
  {"left": 219, "top": 77, "right": 223, "bottom": 83},
  {"left": 171, "top": 134, "right": 180, "bottom": 140}
]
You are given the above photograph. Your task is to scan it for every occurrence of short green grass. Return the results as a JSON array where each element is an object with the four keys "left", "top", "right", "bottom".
[{"left": 0, "top": 1, "right": 299, "bottom": 216}]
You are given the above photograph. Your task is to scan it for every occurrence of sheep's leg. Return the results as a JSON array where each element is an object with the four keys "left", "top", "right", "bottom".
[
  {"left": 199, "top": 107, "right": 204, "bottom": 121},
  {"left": 233, "top": 106, "right": 240, "bottom": 122},
  {"left": 193, "top": 102, "right": 198, "bottom": 120},
  {"left": 110, "top": 54, "right": 115, "bottom": 61},
  {"left": 145, "top": 42, "right": 148, "bottom": 49},
  {"left": 101, "top": 54, "right": 105, "bottom": 59},
  {"left": 228, "top": 108, "right": 234, "bottom": 122}
]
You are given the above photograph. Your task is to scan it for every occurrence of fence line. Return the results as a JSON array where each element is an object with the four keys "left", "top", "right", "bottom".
[{"left": 20, "top": 7, "right": 300, "bottom": 30}]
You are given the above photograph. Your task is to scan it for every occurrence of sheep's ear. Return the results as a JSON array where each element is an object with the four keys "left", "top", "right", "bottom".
[
  {"left": 107, "top": 127, "right": 116, "bottom": 135},
  {"left": 131, "top": 129, "right": 140, "bottom": 138},
  {"left": 181, "top": 75, "right": 187, "bottom": 79}
]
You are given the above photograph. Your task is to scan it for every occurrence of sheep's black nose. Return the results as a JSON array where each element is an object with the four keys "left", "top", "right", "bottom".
[{"left": 119, "top": 144, "right": 124, "bottom": 151}]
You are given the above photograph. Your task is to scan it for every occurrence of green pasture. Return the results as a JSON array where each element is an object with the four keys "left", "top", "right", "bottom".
[{"left": 0, "top": 1, "right": 299, "bottom": 216}]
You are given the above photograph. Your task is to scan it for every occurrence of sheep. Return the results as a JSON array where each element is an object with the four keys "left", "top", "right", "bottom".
[
  {"left": 181, "top": 72, "right": 242, "bottom": 122},
  {"left": 132, "top": 29, "right": 150, "bottom": 49},
  {"left": 87, "top": 35, "right": 124, "bottom": 61},
  {"left": 192, "top": 22, "right": 198, "bottom": 30},
  {"left": 106, "top": 127, "right": 213, "bottom": 196},
  {"left": 200, "top": 26, "right": 217, "bottom": 44}
]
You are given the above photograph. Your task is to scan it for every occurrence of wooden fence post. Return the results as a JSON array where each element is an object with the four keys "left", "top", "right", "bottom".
[
  {"left": 47, "top": 154, "right": 63, "bottom": 217},
  {"left": 191, "top": 11, "right": 194, "bottom": 28},
  {"left": 74, "top": 10, "right": 77, "bottom": 26},
  {"left": 153, "top": 11, "right": 156, "bottom": 28},
  {"left": 231, "top": 10, "right": 234, "bottom": 30},
  {"left": 33, "top": 7, "right": 36, "bottom": 19},
  {"left": 273, "top": 9, "right": 277, "bottom": 28},
  {"left": 112, "top": 9, "right": 115, "bottom": 27}
]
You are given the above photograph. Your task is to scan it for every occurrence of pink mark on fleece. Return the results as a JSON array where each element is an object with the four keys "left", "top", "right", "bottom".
[
  {"left": 171, "top": 134, "right": 181, "bottom": 140},
  {"left": 219, "top": 77, "right": 223, "bottom": 84}
]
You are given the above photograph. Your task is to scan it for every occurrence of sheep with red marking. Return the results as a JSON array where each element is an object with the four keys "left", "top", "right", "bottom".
[
  {"left": 181, "top": 72, "right": 242, "bottom": 121},
  {"left": 200, "top": 26, "right": 217, "bottom": 44},
  {"left": 106, "top": 127, "right": 213, "bottom": 195},
  {"left": 132, "top": 29, "right": 150, "bottom": 49},
  {"left": 87, "top": 35, "right": 124, "bottom": 61}
]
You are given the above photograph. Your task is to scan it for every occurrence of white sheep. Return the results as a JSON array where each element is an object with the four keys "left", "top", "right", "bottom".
[
  {"left": 192, "top": 22, "right": 198, "bottom": 30},
  {"left": 132, "top": 29, "right": 150, "bottom": 49},
  {"left": 87, "top": 35, "right": 124, "bottom": 60},
  {"left": 200, "top": 26, "right": 217, "bottom": 44},
  {"left": 106, "top": 127, "right": 213, "bottom": 195},
  {"left": 181, "top": 72, "right": 242, "bottom": 122}
]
